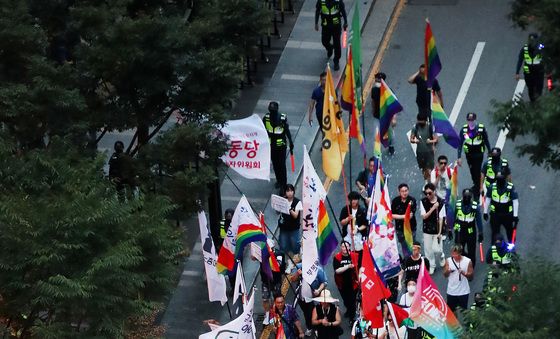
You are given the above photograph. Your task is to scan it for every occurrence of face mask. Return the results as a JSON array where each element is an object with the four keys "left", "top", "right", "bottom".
[
  {"left": 407, "top": 285, "right": 416, "bottom": 294},
  {"left": 467, "top": 121, "right": 476, "bottom": 128},
  {"left": 375, "top": 82, "right": 381, "bottom": 88}
]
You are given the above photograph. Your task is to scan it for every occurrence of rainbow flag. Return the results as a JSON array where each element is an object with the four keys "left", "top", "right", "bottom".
[
  {"left": 317, "top": 199, "right": 338, "bottom": 265},
  {"left": 276, "top": 321, "right": 287, "bottom": 339},
  {"left": 234, "top": 224, "right": 268, "bottom": 260},
  {"left": 403, "top": 201, "right": 414, "bottom": 257},
  {"left": 341, "top": 48, "right": 366, "bottom": 155},
  {"left": 379, "top": 79, "right": 403, "bottom": 147},
  {"left": 446, "top": 164, "right": 459, "bottom": 230},
  {"left": 431, "top": 93, "right": 460, "bottom": 148},
  {"left": 259, "top": 214, "right": 280, "bottom": 280},
  {"left": 425, "top": 19, "right": 442, "bottom": 88},
  {"left": 373, "top": 126, "right": 382, "bottom": 158}
]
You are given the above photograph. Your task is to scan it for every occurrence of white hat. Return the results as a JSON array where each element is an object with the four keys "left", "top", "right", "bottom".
[{"left": 312, "top": 289, "right": 339, "bottom": 303}]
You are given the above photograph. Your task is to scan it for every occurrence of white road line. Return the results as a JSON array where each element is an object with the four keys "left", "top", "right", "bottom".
[
  {"left": 281, "top": 74, "right": 318, "bottom": 82},
  {"left": 407, "top": 42, "right": 486, "bottom": 156},
  {"left": 449, "top": 42, "right": 486, "bottom": 125},
  {"left": 495, "top": 79, "right": 526, "bottom": 150}
]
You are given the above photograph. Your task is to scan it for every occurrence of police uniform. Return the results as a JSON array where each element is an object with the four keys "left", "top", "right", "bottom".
[
  {"left": 481, "top": 157, "right": 510, "bottom": 193},
  {"left": 315, "top": 0, "right": 347, "bottom": 69},
  {"left": 457, "top": 123, "right": 490, "bottom": 194},
  {"left": 263, "top": 111, "right": 293, "bottom": 190},
  {"left": 484, "top": 182, "right": 519, "bottom": 242},
  {"left": 516, "top": 38, "right": 545, "bottom": 102},
  {"left": 454, "top": 199, "right": 482, "bottom": 267}
]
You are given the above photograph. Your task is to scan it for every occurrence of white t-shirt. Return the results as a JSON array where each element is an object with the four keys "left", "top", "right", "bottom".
[
  {"left": 430, "top": 167, "right": 451, "bottom": 200},
  {"left": 446, "top": 256, "right": 471, "bottom": 296},
  {"left": 344, "top": 208, "right": 364, "bottom": 251},
  {"left": 398, "top": 294, "right": 417, "bottom": 329}
]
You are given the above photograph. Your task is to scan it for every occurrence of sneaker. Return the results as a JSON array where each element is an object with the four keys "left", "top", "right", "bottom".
[
  {"left": 305, "top": 329, "right": 313, "bottom": 337},
  {"left": 429, "top": 266, "right": 435, "bottom": 275},
  {"left": 440, "top": 254, "right": 446, "bottom": 267}
]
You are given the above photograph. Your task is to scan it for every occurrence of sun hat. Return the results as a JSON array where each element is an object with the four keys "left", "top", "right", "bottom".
[{"left": 312, "top": 289, "right": 339, "bottom": 303}]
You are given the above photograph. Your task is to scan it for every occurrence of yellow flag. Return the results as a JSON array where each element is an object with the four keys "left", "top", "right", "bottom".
[{"left": 322, "top": 65, "right": 348, "bottom": 181}]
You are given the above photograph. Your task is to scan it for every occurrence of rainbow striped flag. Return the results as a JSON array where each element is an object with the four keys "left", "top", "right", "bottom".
[
  {"left": 425, "top": 19, "right": 442, "bottom": 88},
  {"left": 379, "top": 79, "right": 403, "bottom": 147},
  {"left": 341, "top": 48, "right": 366, "bottom": 155},
  {"left": 259, "top": 214, "right": 280, "bottom": 280},
  {"left": 446, "top": 164, "right": 459, "bottom": 230},
  {"left": 403, "top": 201, "right": 414, "bottom": 257},
  {"left": 234, "top": 224, "right": 268, "bottom": 260},
  {"left": 373, "top": 126, "right": 382, "bottom": 158},
  {"left": 431, "top": 93, "right": 460, "bottom": 148},
  {"left": 317, "top": 199, "right": 338, "bottom": 265},
  {"left": 276, "top": 321, "right": 287, "bottom": 339}
]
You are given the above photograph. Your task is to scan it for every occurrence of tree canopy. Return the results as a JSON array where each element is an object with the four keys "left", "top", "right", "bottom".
[{"left": 492, "top": 0, "right": 560, "bottom": 169}]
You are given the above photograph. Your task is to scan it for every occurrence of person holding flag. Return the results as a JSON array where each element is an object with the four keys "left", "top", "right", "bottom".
[
  {"left": 333, "top": 241, "right": 360, "bottom": 322},
  {"left": 391, "top": 183, "right": 418, "bottom": 256},
  {"left": 257, "top": 239, "right": 286, "bottom": 325},
  {"left": 270, "top": 294, "right": 305, "bottom": 339},
  {"left": 339, "top": 191, "right": 368, "bottom": 261},
  {"left": 408, "top": 64, "right": 443, "bottom": 120},
  {"left": 370, "top": 72, "right": 396, "bottom": 155}
]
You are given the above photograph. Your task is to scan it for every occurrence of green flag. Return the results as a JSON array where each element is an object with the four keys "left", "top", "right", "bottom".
[{"left": 350, "top": 2, "right": 362, "bottom": 111}]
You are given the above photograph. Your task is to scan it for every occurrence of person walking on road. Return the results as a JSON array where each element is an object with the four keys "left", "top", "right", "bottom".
[
  {"left": 311, "top": 290, "right": 343, "bottom": 338},
  {"left": 270, "top": 294, "right": 306, "bottom": 339},
  {"left": 480, "top": 147, "right": 511, "bottom": 197},
  {"left": 407, "top": 64, "right": 443, "bottom": 119},
  {"left": 400, "top": 241, "right": 430, "bottom": 283},
  {"left": 453, "top": 189, "right": 483, "bottom": 267},
  {"left": 410, "top": 114, "right": 438, "bottom": 183},
  {"left": 371, "top": 72, "right": 395, "bottom": 154},
  {"left": 391, "top": 183, "right": 418, "bottom": 254},
  {"left": 457, "top": 112, "right": 491, "bottom": 197},
  {"left": 278, "top": 184, "right": 302, "bottom": 269},
  {"left": 315, "top": 0, "right": 348, "bottom": 71},
  {"left": 355, "top": 157, "right": 378, "bottom": 204},
  {"left": 443, "top": 244, "right": 474, "bottom": 312},
  {"left": 263, "top": 101, "right": 294, "bottom": 192},
  {"left": 483, "top": 173, "right": 519, "bottom": 243},
  {"left": 515, "top": 33, "right": 545, "bottom": 102},
  {"left": 339, "top": 191, "right": 368, "bottom": 264},
  {"left": 333, "top": 241, "right": 359, "bottom": 322},
  {"left": 216, "top": 208, "right": 234, "bottom": 251},
  {"left": 420, "top": 183, "right": 446, "bottom": 275},
  {"left": 308, "top": 72, "right": 327, "bottom": 130}
]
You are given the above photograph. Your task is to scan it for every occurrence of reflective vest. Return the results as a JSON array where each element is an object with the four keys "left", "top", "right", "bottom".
[
  {"left": 219, "top": 219, "right": 227, "bottom": 239},
  {"left": 491, "top": 245, "right": 512, "bottom": 265},
  {"left": 320, "top": 0, "right": 341, "bottom": 26},
  {"left": 490, "top": 182, "right": 514, "bottom": 213},
  {"left": 461, "top": 123, "right": 486, "bottom": 153},
  {"left": 454, "top": 200, "right": 478, "bottom": 233},
  {"left": 522, "top": 44, "right": 543, "bottom": 73},
  {"left": 263, "top": 113, "right": 288, "bottom": 147},
  {"left": 484, "top": 157, "right": 509, "bottom": 188}
]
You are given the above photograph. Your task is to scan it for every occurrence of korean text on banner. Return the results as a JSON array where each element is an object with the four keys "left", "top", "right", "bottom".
[
  {"left": 198, "top": 211, "right": 227, "bottom": 306},
  {"left": 220, "top": 114, "right": 271, "bottom": 181},
  {"left": 199, "top": 290, "right": 256, "bottom": 339}
]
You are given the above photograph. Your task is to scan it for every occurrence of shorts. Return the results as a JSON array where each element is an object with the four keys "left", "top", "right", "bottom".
[{"left": 416, "top": 151, "right": 434, "bottom": 170}]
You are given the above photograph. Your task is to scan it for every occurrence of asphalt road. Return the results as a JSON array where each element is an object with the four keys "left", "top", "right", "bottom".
[{"left": 302, "top": 0, "right": 560, "bottom": 335}]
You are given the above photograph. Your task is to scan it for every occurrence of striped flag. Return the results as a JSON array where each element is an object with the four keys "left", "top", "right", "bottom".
[
  {"left": 373, "top": 126, "right": 382, "bottom": 158},
  {"left": 259, "top": 214, "right": 280, "bottom": 280},
  {"left": 317, "top": 199, "right": 338, "bottom": 265},
  {"left": 446, "top": 164, "right": 459, "bottom": 230},
  {"left": 425, "top": 19, "right": 442, "bottom": 88},
  {"left": 403, "top": 202, "right": 414, "bottom": 257},
  {"left": 234, "top": 223, "right": 268, "bottom": 260},
  {"left": 275, "top": 321, "right": 287, "bottom": 339},
  {"left": 341, "top": 48, "right": 366, "bottom": 155},
  {"left": 379, "top": 79, "right": 403, "bottom": 147},
  {"left": 431, "top": 93, "right": 460, "bottom": 148}
]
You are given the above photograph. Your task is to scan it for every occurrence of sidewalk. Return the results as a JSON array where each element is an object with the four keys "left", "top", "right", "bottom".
[{"left": 161, "top": 0, "right": 401, "bottom": 337}]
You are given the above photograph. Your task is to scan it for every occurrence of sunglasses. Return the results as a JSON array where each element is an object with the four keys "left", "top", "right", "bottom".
[
  {"left": 424, "top": 191, "right": 433, "bottom": 196},
  {"left": 439, "top": 162, "right": 447, "bottom": 165}
]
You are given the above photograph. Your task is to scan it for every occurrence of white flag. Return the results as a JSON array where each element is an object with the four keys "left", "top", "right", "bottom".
[
  {"left": 220, "top": 114, "right": 271, "bottom": 181},
  {"left": 232, "top": 261, "right": 247, "bottom": 316},
  {"left": 198, "top": 211, "right": 227, "bottom": 306},
  {"left": 199, "top": 290, "right": 256, "bottom": 339},
  {"left": 301, "top": 145, "right": 326, "bottom": 285}
]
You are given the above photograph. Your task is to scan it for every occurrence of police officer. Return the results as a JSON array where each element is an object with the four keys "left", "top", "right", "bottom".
[
  {"left": 263, "top": 101, "right": 294, "bottom": 192},
  {"left": 453, "top": 189, "right": 483, "bottom": 267},
  {"left": 480, "top": 147, "right": 511, "bottom": 196},
  {"left": 457, "top": 112, "right": 491, "bottom": 197},
  {"left": 485, "top": 234, "right": 517, "bottom": 270},
  {"left": 216, "top": 208, "right": 234, "bottom": 251},
  {"left": 315, "top": 0, "right": 348, "bottom": 71},
  {"left": 483, "top": 173, "right": 519, "bottom": 243},
  {"left": 515, "top": 33, "right": 545, "bottom": 102}
]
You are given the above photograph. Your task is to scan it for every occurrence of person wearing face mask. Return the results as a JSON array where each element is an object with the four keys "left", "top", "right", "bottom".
[
  {"left": 420, "top": 183, "right": 446, "bottom": 275},
  {"left": 410, "top": 114, "right": 438, "bottom": 182},
  {"left": 483, "top": 173, "right": 519, "bottom": 243},
  {"left": 278, "top": 184, "right": 303, "bottom": 267},
  {"left": 263, "top": 101, "right": 294, "bottom": 192},
  {"left": 443, "top": 244, "right": 474, "bottom": 312},
  {"left": 356, "top": 157, "right": 378, "bottom": 205},
  {"left": 480, "top": 147, "right": 511, "bottom": 197},
  {"left": 515, "top": 33, "right": 545, "bottom": 102},
  {"left": 457, "top": 112, "right": 491, "bottom": 197},
  {"left": 453, "top": 189, "right": 483, "bottom": 267},
  {"left": 399, "top": 280, "right": 422, "bottom": 339},
  {"left": 408, "top": 64, "right": 444, "bottom": 120},
  {"left": 371, "top": 72, "right": 395, "bottom": 155}
]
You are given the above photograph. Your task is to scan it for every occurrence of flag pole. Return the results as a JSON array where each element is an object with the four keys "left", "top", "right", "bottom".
[
  {"left": 325, "top": 195, "right": 344, "bottom": 237},
  {"left": 225, "top": 300, "right": 233, "bottom": 320}
]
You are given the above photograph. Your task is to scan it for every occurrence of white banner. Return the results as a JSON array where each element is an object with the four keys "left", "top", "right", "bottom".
[
  {"left": 301, "top": 145, "right": 326, "bottom": 285},
  {"left": 220, "top": 114, "right": 271, "bottom": 181},
  {"left": 198, "top": 211, "right": 227, "bottom": 306},
  {"left": 199, "top": 290, "right": 256, "bottom": 339}
]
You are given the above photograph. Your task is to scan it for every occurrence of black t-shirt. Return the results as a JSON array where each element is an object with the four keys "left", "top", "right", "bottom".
[
  {"left": 278, "top": 197, "right": 301, "bottom": 231},
  {"left": 339, "top": 206, "right": 368, "bottom": 238},
  {"left": 391, "top": 196, "right": 417, "bottom": 232},
  {"left": 413, "top": 75, "right": 441, "bottom": 109},
  {"left": 371, "top": 87, "right": 380, "bottom": 119},
  {"left": 333, "top": 254, "right": 354, "bottom": 288},
  {"left": 420, "top": 196, "right": 445, "bottom": 234},
  {"left": 402, "top": 255, "right": 430, "bottom": 282}
]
